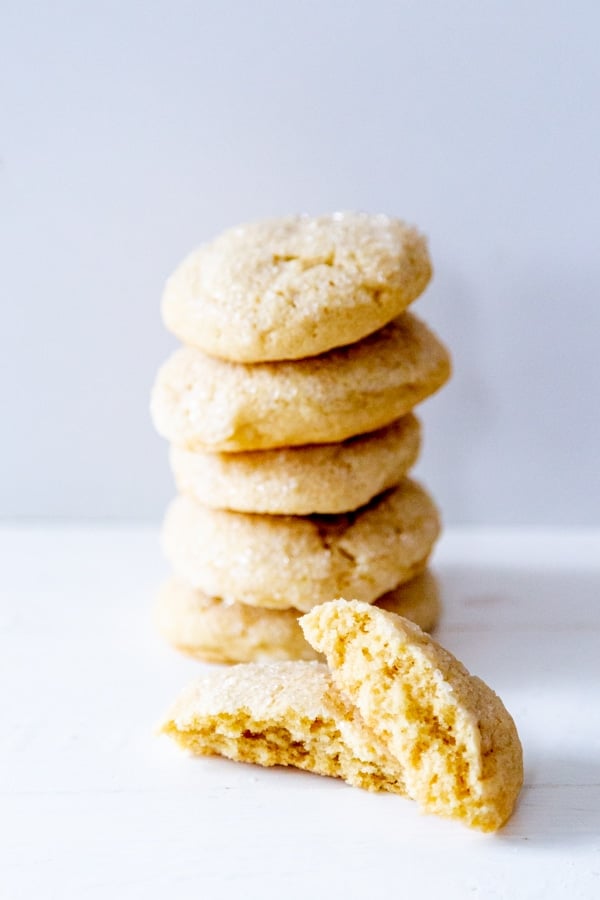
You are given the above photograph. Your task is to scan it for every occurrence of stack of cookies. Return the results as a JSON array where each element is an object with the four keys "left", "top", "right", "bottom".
[{"left": 150, "top": 213, "right": 451, "bottom": 664}]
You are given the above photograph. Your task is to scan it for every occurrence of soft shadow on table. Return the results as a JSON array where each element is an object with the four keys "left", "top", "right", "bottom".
[
  {"left": 498, "top": 754, "right": 600, "bottom": 847},
  {"left": 434, "top": 562, "right": 600, "bottom": 846},
  {"left": 438, "top": 563, "right": 600, "bottom": 629},
  {"left": 435, "top": 563, "right": 600, "bottom": 688}
]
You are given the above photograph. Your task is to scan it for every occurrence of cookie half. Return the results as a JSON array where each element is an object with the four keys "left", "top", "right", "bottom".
[
  {"left": 300, "top": 601, "right": 523, "bottom": 832},
  {"left": 162, "top": 213, "right": 432, "bottom": 362},
  {"left": 169, "top": 414, "right": 420, "bottom": 515},
  {"left": 154, "top": 570, "right": 441, "bottom": 664},
  {"left": 161, "top": 479, "right": 440, "bottom": 612},
  {"left": 160, "top": 660, "right": 405, "bottom": 793},
  {"left": 151, "top": 313, "right": 450, "bottom": 452}
]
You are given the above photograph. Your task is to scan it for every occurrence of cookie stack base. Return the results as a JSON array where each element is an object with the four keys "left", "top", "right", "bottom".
[{"left": 155, "top": 570, "right": 441, "bottom": 664}]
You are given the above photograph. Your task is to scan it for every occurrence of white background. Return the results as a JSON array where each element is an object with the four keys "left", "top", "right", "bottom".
[{"left": 1, "top": 0, "right": 599, "bottom": 525}]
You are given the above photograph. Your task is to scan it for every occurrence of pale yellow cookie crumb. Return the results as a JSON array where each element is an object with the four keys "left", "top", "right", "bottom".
[
  {"left": 160, "top": 660, "right": 405, "bottom": 793},
  {"left": 300, "top": 600, "right": 523, "bottom": 832}
]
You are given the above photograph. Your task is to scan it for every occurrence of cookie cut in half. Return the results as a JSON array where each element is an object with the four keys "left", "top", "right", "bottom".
[
  {"left": 161, "top": 479, "right": 440, "bottom": 612},
  {"left": 160, "top": 660, "right": 405, "bottom": 793},
  {"left": 169, "top": 414, "right": 421, "bottom": 516},
  {"left": 300, "top": 600, "right": 523, "bottom": 832},
  {"left": 150, "top": 313, "right": 450, "bottom": 453},
  {"left": 161, "top": 212, "right": 432, "bottom": 362},
  {"left": 154, "top": 570, "right": 441, "bottom": 664}
]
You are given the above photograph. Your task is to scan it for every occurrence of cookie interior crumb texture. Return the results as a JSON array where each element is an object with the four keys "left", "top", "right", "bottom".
[
  {"left": 160, "top": 661, "right": 406, "bottom": 793},
  {"left": 161, "top": 213, "right": 432, "bottom": 362},
  {"left": 300, "top": 601, "right": 523, "bottom": 832}
]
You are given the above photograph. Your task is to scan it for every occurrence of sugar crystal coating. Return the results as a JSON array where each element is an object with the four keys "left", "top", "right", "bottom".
[
  {"left": 169, "top": 414, "right": 421, "bottom": 515},
  {"left": 151, "top": 313, "right": 451, "bottom": 453},
  {"left": 162, "top": 212, "right": 432, "bottom": 362},
  {"left": 161, "top": 480, "right": 440, "bottom": 612}
]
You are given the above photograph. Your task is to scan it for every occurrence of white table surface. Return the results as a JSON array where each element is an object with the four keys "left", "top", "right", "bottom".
[{"left": 1, "top": 525, "right": 599, "bottom": 899}]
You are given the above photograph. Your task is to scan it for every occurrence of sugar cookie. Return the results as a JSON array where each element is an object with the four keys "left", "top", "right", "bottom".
[
  {"left": 151, "top": 313, "right": 450, "bottom": 452},
  {"left": 300, "top": 600, "right": 523, "bottom": 832},
  {"left": 169, "top": 415, "right": 420, "bottom": 515},
  {"left": 160, "top": 660, "right": 405, "bottom": 793},
  {"left": 161, "top": 480, "right": 440, "bottom": 612},
  {"left": 162, "top": 213, "right": 431, "bottom": 362},
  {"left": 154, "top": 570, "right": 441, "bottom": 663}
]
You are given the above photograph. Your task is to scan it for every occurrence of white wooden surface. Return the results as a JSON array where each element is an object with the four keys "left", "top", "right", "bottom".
[{"left": 1, "top": 526, "right": 599, "bottom": 899}]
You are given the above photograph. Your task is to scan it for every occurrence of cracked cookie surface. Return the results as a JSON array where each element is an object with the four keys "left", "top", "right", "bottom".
[
  {"left": 161, "top": 479, "right": 440, "bottom": 612},
  {"left": 161, "top": 213, "right": 432, "bottom": 362},
  {"left": 151, "top": 313, "right": 450, "bottom": 452}
]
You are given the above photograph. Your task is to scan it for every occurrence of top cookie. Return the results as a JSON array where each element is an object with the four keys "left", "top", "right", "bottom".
[{"left": 162, "top": 213, "right": 432, "bottom": 362}]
